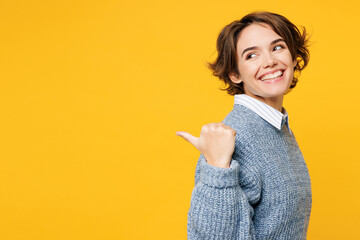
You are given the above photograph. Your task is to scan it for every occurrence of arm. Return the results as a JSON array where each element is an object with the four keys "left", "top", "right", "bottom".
[
  {"left": 176, "top": 122, "right": 258, "bottom": 239},
  {"left": 187, "top": 154, "right": 256, "bottom": 240}
]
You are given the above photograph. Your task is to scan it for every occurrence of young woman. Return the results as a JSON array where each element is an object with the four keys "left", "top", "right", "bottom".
[{"left": 176, "top": 11, "right": 312, "bottom": 239}]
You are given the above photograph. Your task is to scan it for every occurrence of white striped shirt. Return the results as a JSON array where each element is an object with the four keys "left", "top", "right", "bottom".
[{"left": 234, "top": 94, "right": 292, "bottom": 134}]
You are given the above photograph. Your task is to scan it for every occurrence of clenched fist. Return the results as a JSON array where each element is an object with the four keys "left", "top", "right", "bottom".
[{"left": 176, "top": 123, "right": 236, "bottom": 168}]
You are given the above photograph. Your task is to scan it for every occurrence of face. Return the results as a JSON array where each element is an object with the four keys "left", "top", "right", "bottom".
[{"left": 230, "top": 23, "right": 297, "bottom": 105}]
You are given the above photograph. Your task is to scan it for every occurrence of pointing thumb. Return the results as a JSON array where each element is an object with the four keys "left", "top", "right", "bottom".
[{"left": 176, "top": 131, "right": 199, "bottom": 149}]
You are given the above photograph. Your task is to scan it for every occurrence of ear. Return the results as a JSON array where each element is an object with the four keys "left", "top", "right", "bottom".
[
  {"left": 229, "top": 72, "right": 242, "bottom": 84},
  {"left": 293, "top": 58, "right": 297, "bottom": 68}
]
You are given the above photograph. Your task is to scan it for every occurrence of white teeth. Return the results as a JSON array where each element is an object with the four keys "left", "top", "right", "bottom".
[{"left": 260, "top": 70, "right": 283, "bottom": 81}]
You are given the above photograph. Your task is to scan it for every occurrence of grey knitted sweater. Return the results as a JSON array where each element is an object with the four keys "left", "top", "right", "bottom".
[{"left": 187, "top": 104, "right": 312, "bottom": 240}]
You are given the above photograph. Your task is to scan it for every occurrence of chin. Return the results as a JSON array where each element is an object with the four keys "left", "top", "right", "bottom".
[{"left": 261, "top": 87, "right": 289, "bottom": 98}]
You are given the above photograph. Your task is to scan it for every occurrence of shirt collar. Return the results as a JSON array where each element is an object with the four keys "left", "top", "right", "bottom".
[{"left": 234, "top": 94, "right": 292, "bottom": 134}]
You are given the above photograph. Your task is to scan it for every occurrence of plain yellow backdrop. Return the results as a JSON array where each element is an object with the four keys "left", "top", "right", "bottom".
[{"left": 1, "top": 0, "right": 359, "bottom": 239}]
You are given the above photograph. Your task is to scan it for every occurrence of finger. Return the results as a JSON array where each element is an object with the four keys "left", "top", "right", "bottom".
[
  {"left": 221, "top": 124, "right": 236, "bottom": 136},
  {"left": 176, "top": 131, "right": 199, "bottom": 149}
]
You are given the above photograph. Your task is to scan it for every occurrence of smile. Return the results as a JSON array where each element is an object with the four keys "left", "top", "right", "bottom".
[{"left": 260, "top": 70, "right": 283, "bottom": 81}]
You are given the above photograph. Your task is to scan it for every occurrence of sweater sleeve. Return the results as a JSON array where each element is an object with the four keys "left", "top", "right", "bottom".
[{"left": 187, "top": 153, "right": 257, "bottom": 240}]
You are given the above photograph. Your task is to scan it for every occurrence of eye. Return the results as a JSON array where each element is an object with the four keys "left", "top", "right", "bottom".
[
  {"left": 273, "top": 45, "right": 285, "bottom": 51},
  {"left": 246, "top": 53, "right": 257, "bottom": 60}
]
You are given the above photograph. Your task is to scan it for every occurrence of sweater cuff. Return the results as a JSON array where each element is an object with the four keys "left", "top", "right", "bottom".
[{"left": 199, "top": 158, "right": 239, "bottom": 188}]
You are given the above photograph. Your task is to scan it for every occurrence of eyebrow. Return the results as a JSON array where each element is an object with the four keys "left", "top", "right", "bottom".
[{"left": 241, "top": 38, "right": 285, "bottom": 58}]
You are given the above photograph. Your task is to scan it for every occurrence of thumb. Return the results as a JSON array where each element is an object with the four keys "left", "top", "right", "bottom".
[{"left": 176, "top": 131, "right": 199, "bottom": 149}]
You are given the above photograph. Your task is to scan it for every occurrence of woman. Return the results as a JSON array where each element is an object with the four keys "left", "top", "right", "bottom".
[{"left": 176, "top": 11, "right": 312, "bottom": 240}]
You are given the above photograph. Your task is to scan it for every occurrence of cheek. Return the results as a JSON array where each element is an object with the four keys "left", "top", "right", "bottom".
[
  {"left": 239, "top": 62, "right": 257, "bottom": 77},
  {"left": 281, "top": 52, "right": 294, "bottom": 66}
]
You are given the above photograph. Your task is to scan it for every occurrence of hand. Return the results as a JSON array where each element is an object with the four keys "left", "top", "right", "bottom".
[{"left": 176, "top": 123, "right": 236, "bottom": 168}]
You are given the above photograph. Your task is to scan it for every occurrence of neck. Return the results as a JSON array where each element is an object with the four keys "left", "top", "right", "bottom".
[
  {"left": 244, "top": 93, "right": 284, "bottom": 113},
  {"left": 263, "top": 96, "right": 284, "bottom": 113}
]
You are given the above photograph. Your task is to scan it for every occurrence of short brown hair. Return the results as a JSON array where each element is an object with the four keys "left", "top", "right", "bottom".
[{"left": 208, "top": 11, "right": 310, "bottom": 95}]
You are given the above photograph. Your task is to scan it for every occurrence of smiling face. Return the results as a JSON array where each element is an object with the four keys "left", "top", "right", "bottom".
[{"left": 229, "top": 23, "right": 297, "bottom": 110}]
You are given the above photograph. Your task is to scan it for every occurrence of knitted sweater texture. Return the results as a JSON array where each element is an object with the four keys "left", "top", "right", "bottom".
[{"left": 187, "top": 104, "right": 312, "bottom": 240}]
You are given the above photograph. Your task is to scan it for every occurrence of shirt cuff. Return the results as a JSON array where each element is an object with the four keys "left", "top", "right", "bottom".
[{"left": 199, "top": 157, "right": 239, "bottom": 188}]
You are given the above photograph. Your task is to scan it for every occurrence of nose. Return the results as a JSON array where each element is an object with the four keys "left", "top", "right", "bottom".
[{"left": 262, "top": 53, "right": 278, "bottom": 68}]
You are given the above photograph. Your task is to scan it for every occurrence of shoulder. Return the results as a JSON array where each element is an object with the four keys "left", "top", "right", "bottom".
[
  {"left": 221, "top": 104, "right": 273, "bottom": 167},
  {"left": 222, "top": 104, "right": 267, "bottom": 139}
]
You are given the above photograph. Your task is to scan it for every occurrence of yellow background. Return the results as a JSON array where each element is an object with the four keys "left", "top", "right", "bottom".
[{"left": 1, "top": 0, "right": 359, "bottom": 239}]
